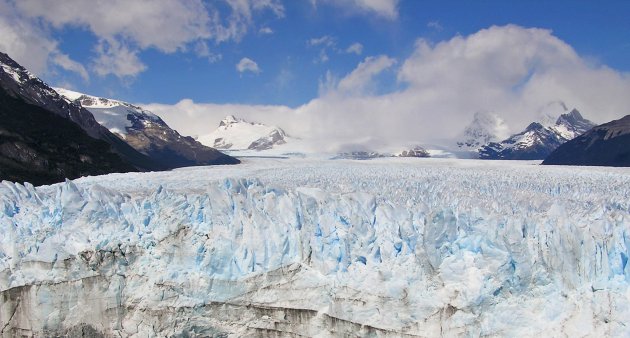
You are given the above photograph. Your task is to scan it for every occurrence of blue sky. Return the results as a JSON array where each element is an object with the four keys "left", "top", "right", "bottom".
[
  {"left": 2, "top": 0, "right": 630, "bottom": 148},
  {"left": 2, "top": 0, "right": 629, "bottom": 106}
]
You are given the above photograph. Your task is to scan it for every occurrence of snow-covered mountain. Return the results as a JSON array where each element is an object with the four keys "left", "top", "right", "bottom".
[
  {"left": 0, "top": 52, "right": 161, "bottom": 183},
  {"left": 1, "top": 158, "right": 628, "bottom": 336},
  {"left": 56, "top": 89, "right": 239, "bottom": 168},
  {"left": 396, "top": 145, "right": 430, "bottom": 158},
  {"left": 199, "top": 115, "right": 289, "bottom": 151},
  {"left": 457, "top": 112, "right": 510, "bottom": 150},
  {"left": 0, "top": 53, "right": 121, "bottom": 142},
  {"left": 479, "top": 109, "right": 595, "bottom": 160},
  {"left": 544, "top": 114, "right": 630, "bottom": 166}
]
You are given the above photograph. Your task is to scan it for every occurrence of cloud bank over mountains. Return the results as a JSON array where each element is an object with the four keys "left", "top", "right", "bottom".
[{"left": 145, "top": 25, "right": 630, "bottom": 151}]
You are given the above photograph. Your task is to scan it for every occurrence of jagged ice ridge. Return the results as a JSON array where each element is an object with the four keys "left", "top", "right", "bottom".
[{"left": 0, "top": 158, "right": 629, "bottom": 336}]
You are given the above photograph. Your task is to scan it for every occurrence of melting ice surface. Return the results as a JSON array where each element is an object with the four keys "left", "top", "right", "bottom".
[{"left": 1, "top": 158, "right": 629, "bottom": 337}]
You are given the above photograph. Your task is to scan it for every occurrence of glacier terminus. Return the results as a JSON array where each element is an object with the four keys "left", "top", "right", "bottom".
[{"left": 1, "top": 158, "right": 629, "bottom": 337}]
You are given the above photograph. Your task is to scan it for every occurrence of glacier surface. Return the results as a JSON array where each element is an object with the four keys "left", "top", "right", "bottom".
[{"left": 1, "top": 158, "right": 629, "bottom": 337}]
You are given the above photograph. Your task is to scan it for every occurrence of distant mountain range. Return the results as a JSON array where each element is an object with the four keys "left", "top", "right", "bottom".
[
  {"left": 478, "top": 109, "right": 596, "bottom": 160},
  {"left": 543, "top": 115, "right": 630, "bottom": 166},
  {"left": 199, "top": 115, "right": 289, "bottom": 151},
  {"left": 56, "top": 89, "right": 238, "bottom": 168},
  {"left": 0, "top": 52, "right": 237, "bottom": 185}
]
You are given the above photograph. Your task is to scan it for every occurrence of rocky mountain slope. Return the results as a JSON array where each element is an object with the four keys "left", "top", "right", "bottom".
[
  {"left": 479, "top": 109, "right": 595, "bottom": 160},
  {"left": 199, "top": 115, "right": 289, "bottom": 151},
  {"left": 56, "top": 89, "right": 239, "bottom": 168},
  {"left": 0, "top": 87, "right": 136, "bottom": 185},
  {"left": 0, "top": 52, "right": 160, "bottom": 171},
  {"left": 543, "top": 115, "right": 630, "bottom": 166}
]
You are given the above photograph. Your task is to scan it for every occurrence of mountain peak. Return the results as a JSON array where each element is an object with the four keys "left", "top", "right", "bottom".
[
  {"left": 219, "top": 115, "right": 244, "bottom": 127},
  {"left": 556, "top": 108, "right": 585, "bottom": 125},
  {"left": 456, "top": 111, "right": 509, "bottom": 150},
  {"left": 201, "top": 116, "right": 288, "bottom": 151},
  {"left": 543, "top": 114, "right": 630, "bottom": 166},
  {"left": 525, "top": 122, "right": 545, "bottom": 131},
  {"left": 479, "top": 109, "right": 595, "bottom": 160}
]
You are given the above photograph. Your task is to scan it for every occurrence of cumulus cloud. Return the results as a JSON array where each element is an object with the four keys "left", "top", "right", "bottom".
[
  {"left": 0, "top": 0, "right": 86, "bottom": 80},
  {"left": 92, "top": 39, "right": 146, "bottom": 78},
  {"left": 345, "top": 42, "right": 364, "bottom": 55},
  {"left": 236, "top": 57, "right": 261, "bottom": 74},
  {"left": 311, "top": 0, "right": 399, "bottom": 19},
  {"left": 336, "top": 55, "right": 395, "bottom": 95},
  {"left": 0, "top": 0, "right": 283, "bottom": 79},
  {"left": 145, "top": 25, "right": 630, "bottom": 152}
]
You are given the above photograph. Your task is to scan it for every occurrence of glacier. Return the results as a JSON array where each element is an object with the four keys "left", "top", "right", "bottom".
[{"left": 1, "top": 158, "right": 629, "bottom": 337}]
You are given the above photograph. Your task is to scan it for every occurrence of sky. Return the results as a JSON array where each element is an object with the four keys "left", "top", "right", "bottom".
[{"left": 1, "top": 0, "right": 630, "bottom": 150}]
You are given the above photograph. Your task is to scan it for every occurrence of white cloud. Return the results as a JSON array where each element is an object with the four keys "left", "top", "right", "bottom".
[
  {"left": 345, "top": 42, "right": 364, "bottom": 55},
  {"left": 236, "top": 57, "right": 261, "bottom": 74},
  {"left": 0, "top": 0, "right": 283, "bottom": 78},
  {"left": 142, "top": 25, "right": 630, "bottom": 152},
  {"left": 308, "top": 36, "right": 337, "bottom": 63},
  {"left": 259, "top": 27, "right": 274, "bottom": 35},
  {"left": 308, "top": 36, "right": 336, "bottom": 47},
  {"left": 309, "top": 38, "right": 363, "bottom": 63},
  {"left": 92, "top": 39, "right": 146, "bottom": 78},
  {"left": 311, "top": 0, "right": 399, "bottom": 20},
  {"left": 427, "top": 21, "right": 443, "bottom": 31},
  {"left": 52, "top": 52, "right": 89, "bottom": 81},
  {"left": 194, "top": 41, "right": 222, "bottom": 63},
  {"left": 336, "top": 55, "right": 395, "bottom": 95},
  {"left": 0, "top": 1, "right": 52, "bottom": 74},
  {"left": 211, "top": 0, "right": 284, "bottom": 43}
]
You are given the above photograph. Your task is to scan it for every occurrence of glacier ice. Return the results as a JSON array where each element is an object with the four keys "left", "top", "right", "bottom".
[{"left": 0, "top": 158, "right": 629, "bottom": 337}]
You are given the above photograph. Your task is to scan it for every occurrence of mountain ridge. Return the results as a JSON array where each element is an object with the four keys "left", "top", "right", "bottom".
[
  {"left": 0, "top": 52, "right": 162, "bottom": 171},
  {"left": 56, "top": 88, "right": 239, "bottom": 168},
  {"left": 479, "top": 109, "right": 595, "bottom": 160},
  {"left": 543, "top": 114, "right": 630, "bottom": 166}
]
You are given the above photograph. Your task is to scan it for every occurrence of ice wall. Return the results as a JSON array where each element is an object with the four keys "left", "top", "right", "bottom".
[{"left": 1, "top": 160, "right": 629, "bottom": 337}]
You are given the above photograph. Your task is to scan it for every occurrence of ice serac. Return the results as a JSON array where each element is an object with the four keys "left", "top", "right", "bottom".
[
  {"left": 1, "top": 159, "right": 629, "bottom": 336},
  {"left": 0, "top": 52, "right": 160, "bottom": 172},
  {"left": 199, "top": 115, "right": 289, "bottom": 151},
  {"left": 480, "top": 109, "right": 596, "bottom": 160},
  {"left": 55, "top": 88, "right": 239, "bottom": 168},
  {"left": 543, "top": 114, "right": 630, "bottom": 166}
]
